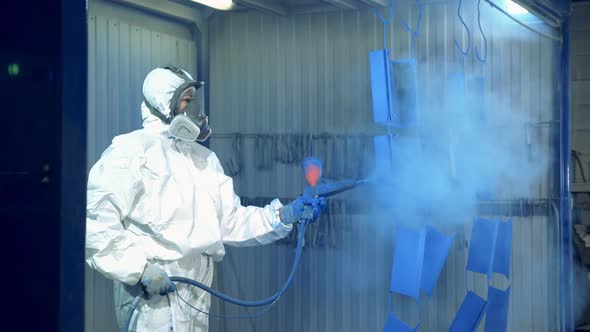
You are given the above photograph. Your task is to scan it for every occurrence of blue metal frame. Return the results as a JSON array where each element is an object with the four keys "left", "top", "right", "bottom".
[
  {"left": 60, "top": 0, "right": 87, "bottom": 330},
  {"left": 559, "top": 16, "right": 573, "bottom": 332}
]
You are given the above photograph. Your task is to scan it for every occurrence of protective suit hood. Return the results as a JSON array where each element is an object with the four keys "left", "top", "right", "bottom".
[
  {"left": 141, "top": 67, "right": 210, "bottom": 141},
  {"left": 142, "top": 67, "right": 192, "bottom": 119}
]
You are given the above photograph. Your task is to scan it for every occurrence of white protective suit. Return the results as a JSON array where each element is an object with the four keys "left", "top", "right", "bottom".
[{"left": 85, "top": 68, "right": 292, "bottom": 331}]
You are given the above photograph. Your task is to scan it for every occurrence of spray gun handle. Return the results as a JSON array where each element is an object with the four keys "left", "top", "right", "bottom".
[{"left": 300, "top": 204, "right": 316, "bottom": 221}]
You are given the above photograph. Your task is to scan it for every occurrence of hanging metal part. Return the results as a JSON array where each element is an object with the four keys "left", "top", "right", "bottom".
[
  {"left": 475, "top": 0, "right": 488, "bottom": 64},
  {"left": 454, "top": 0, "right": 471, "bottom": 62},
  {"left": 370, "top": 0, "right": 397, "bottom": 172},
  {"left": 400, "top": 0, "right": 423, "bottom": 58},
  {"left": 371, "top": 0, "right": 394, "bottom": 50}
]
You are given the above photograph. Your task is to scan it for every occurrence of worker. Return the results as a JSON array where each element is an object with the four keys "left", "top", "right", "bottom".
[{"left": 85, "top": 66, "right": 326, "bottom": 331}]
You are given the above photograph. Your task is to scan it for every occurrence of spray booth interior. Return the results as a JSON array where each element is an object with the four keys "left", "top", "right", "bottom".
[{"left": 83, "top": 0, "right": 587, "bottom": 331}]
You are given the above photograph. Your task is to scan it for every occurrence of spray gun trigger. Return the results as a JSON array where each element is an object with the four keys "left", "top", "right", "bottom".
[{"left": 301, "top": 205, "right": 315, "bottom": 221}]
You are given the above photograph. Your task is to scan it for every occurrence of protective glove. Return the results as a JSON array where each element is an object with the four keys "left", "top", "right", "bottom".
[
  {"left": 279, "top": 196, "right": 327, "bottom": 224},
  {"left": 139, "top": 264, "right": 176, "bottom": 299}
]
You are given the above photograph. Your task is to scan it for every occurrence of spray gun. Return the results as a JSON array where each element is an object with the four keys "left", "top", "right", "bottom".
[{"left": 297, "top": 157, "right": 369, "bottom": 222}]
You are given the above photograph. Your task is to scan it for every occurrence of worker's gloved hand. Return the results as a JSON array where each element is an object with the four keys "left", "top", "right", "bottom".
[
  {"left": 139, "top": 264, "right": 176, "bottom": 299},
  {"left": 279, "top": 196, "right": 327, "bottom": 224}
]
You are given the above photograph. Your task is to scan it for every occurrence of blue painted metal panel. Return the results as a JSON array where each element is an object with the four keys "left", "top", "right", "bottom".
[
  {"left": 485, "top": 286, "right": 511, "bottom": 332},
  {"left": 492, "top": 219, "right": 512, "bottom": 279},
  {"left": 421, "top": 226, "right": 456, "bottom": 296},
  {"left": 466, "top": 218, "right": 499, "bottom": 280},
  {"left": 390, "top": 226, "right": 427, "bottom": 301},
  {"left": 449, "top": 291, "right": 487, "bottom": 332},
  {"left": 383, "top": 313, "right": 420, "bottom": 332},
  {"left": 370, "top": 49, "right": 398, "bottom": 126}
]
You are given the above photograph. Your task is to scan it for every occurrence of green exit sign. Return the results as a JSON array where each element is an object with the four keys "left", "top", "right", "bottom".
[{"left": 7, "top": 63, "right": 20, "bottom": 76}]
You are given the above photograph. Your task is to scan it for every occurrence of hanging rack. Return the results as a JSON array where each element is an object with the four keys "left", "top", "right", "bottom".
[
  {"left": 454, "top": 0, "right": 471, "bottom": 67},
  {"left": 400, "top": 0, "right": 423, "bottom": 59},
  {"left": 475, "top": 0, "right": 488, "bottom": 64},
  {"left": 371, "top": 0, "right": 394, "bottom": 50}
]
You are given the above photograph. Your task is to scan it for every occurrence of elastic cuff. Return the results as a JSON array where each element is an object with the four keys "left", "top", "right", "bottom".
[
  {"left": 269, "top": 199, "right": 293, "bottom": 235},
  {"left": 268, "top": 198, "right": 284, "bottom": 228}
]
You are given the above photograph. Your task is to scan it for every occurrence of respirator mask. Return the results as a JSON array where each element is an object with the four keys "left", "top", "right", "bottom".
[{"left": 144, "top": 66, "right": 211, "bottom": 142}]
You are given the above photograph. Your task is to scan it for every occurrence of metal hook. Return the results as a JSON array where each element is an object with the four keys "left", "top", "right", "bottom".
[
  {"left": 371, "top": 6, "right": 393, "bottom": 25},
  {"left": 475, "top": 0, "right": 488, "bottom": 63},
  {"left": 400, "top": 0, "right": 423, "bottom": 58},
  {"left": 371, "top": 0, "right": 395, "bottom": 49},
  {"left": 454, "top": 0, "right": 471, "bottom": 57}
]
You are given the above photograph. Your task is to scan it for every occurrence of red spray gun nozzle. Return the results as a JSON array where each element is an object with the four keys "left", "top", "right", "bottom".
[{"left": 303, "top": 157, "right": 323, "bottom": 187}]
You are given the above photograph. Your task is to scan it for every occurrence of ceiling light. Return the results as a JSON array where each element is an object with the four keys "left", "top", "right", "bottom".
[
  {"left": 189, "top": 0, "right": 234, "bottom": 10},
  {"left": 506, "top": 0, "right": 528, "bottom": 14}
]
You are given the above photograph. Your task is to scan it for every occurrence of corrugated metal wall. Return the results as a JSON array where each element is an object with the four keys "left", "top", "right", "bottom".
[
  {"left": 86, "top": 1, "right": 198, "bottom": 331},
  {"left": 207, "top": 2, "right": 560, "bottom": 331},
  {"left": 572, "top": 3, "right": 590, "bottom": 183}
]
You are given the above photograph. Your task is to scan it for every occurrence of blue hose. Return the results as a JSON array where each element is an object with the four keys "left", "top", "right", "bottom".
[
  {"left": 123, "top": 220, "right": 309, "bottom": 332},
  {"left": 123, "top": 296, "right": 142, "bottom": 332}
]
